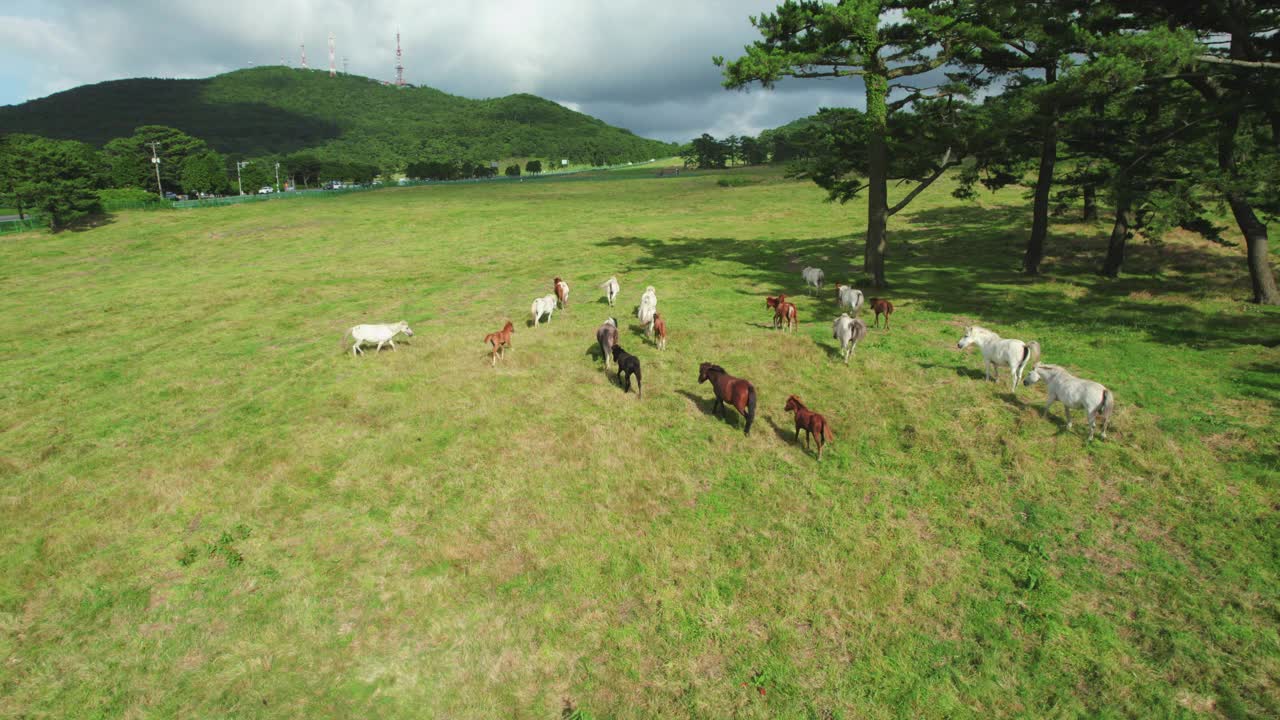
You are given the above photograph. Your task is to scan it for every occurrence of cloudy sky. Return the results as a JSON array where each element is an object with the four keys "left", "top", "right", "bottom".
[{"left": 0, "top": 0, "right": 864, "bottom": 142}]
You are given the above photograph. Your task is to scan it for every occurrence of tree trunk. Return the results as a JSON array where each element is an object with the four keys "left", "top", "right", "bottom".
[
  {"left": 1083, "top": 184, "right": 1098, "bottom": 222},
  {"left": 1100, "top": 200, "right": 1132, "bottom": 278},
  {"left": 1212, "top": 79, "right": 1280, "bottom": 303},
  {"left": 863, "top": 72, "right": 889, "bottom": 288},
  {"left": 1226, "top": 194, "right": 1280, "bottom": 304},
  {"left": 1024, "top": 65, "right": 1058, "bottom": 276}
]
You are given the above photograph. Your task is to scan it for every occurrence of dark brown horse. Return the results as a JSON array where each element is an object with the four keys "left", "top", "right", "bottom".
[
  {"left": 869, "top": 297, "right": 894, "bottom": 329},
  {"left": 698, "top": 362, "right": 757, "bottom": 435},
  {"left": 483, "top": 321, "right": 514, "bottom": 367},
  {"left": 784, "top": 395, "right": 834, "bottom": 460},
  {"left": 765, "top": 295, "right": 798, "bottom": 332}
]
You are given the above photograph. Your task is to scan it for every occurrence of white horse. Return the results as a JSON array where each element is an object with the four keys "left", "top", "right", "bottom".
[
  {"left": 956, "top": 325, "right": 1041, "bottom": 392},
  {"left": 1023, "top": 363, "right": 1115, "bottom": 441},
  {"left": 637, "top": 286, "right": 658, "bottom": 335},
  {"left": 832, "top": 313, "right": 868, "bottom": 364},
  {"left": 802, "top": 266, "right": 824, "bottom": 294},
  {"left": 531, "top": 294, "right": 557, "bottom": 327},
  {"left": 343, "top": 320, "right": 413, "bottom": 357},
  {"left": 835, "top": 283, "right": 864, "bottom": 314},
  {"left": 600, "top": 276, "right": 620, "bottom": 306}
]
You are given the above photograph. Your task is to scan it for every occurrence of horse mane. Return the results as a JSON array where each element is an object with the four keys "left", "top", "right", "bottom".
[{"left": 701, "top": 363, "right": 726, "bottom": 375}]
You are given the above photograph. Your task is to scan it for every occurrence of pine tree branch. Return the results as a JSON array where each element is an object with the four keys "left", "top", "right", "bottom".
[
  {"left": 1196, "top": 54, "right": 1280, "bottom": 70},
  {"left": 887, "top": 149, "right": 960, "bottom": 217}
]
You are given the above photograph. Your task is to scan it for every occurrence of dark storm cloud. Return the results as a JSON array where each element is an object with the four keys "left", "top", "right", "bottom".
[{"left": 0, "top": 1, "right": 869, "bottom": 141}]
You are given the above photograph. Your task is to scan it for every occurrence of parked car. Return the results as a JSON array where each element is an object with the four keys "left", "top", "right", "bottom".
[
  {"left": 258, "top": 186, "right": 274, "bottom": 194},
  {"left": 324, "top": 181, "right": 343, "bottom": 190}
]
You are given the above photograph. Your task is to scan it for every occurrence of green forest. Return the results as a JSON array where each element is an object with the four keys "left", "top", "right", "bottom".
[{"left": 0, "top": 67, "right": 676, "bottom": 169}]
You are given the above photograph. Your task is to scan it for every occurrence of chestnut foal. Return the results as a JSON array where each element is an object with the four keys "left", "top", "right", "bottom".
[
  {"left": 869, "top": 297, "right": 894, "bottom": 329},
  {"left": 483, "top": 321, "right": 514, "bottom": 367},
  {"left": 765, "top": 295, "right": 798, "bottom": 332},
  {"left": 652, "top": 312, "right": 668, "bottom": 350},
  {"left": 783, "top": 395, "right": 834, "bottom": 460}
]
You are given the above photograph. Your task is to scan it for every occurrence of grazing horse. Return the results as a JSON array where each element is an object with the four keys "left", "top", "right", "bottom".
[
  {"left": 784, "top": 395, "right": 834, "bottom": 460},
  {"left": 343, "top": 321, "right": 413, "bottom": 357},
  {"left": 600, "top": 276, "right": 620, "bottom": 306},
  {"left": 554, "top": 277, "right": 570, "bottom": 308},
  {"left": 766, "top": 295, "right": 798, "bottom": 332},
  {"left": 801, "top": 266, "right": 825, "bottom": 294},
  {"left": 835, "top": 284, "right": 864, "bottom": 314},
  {"left": 956, "top": 325, "right": 1041, "bottom": 393},
  {"left": 1023, "top": 363, "right": 1115, "bottom": 441},
  {"left": 652, "top": 312, "right": 668, "bottom": 350},
  {"left": 832, "top": 313, "right": 869, "bottom": 363},
  {"left": 531, "top": 294, "right": 557, "bottom": 327},
  {"left": 868, "top": 298, "right": 894, "bottom": 329},
  {"left": 596, "top": 317, "right": 619, "bottom": 369},
  {"left": 483, "top": 320, "right": 514, "bottom": 367},
  {"left": 637, "top": 286, "right": 658, "bottom": 335},
  {"left": 698, "top": 362, "right": 757, "bottom": 435},
  {"left": 611, "top": 345, "right": 642, "bottom": 398}
]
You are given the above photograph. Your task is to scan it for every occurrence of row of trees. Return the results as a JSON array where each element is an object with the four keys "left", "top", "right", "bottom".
[
  {"left": 0, "top": 125, "right": 394, "bottom": 228},
  {"left": 680, "top": 134, "right": 771, "bottom": 169},
  {"left": 404, "top": 159, "right": 546, "bottom": 182},
  {"left": 716, "top": 0, "right": 1280, "bottom": 304}
]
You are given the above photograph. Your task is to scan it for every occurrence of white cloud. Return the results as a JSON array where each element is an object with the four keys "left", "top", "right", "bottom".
[{"left": 0, "top": 1, "right": 865, "bottom": 141}]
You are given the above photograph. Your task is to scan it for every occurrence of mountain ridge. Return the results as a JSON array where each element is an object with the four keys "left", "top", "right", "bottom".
[{"left": 0, "top": 67, "right": 676, "bottom": 168}]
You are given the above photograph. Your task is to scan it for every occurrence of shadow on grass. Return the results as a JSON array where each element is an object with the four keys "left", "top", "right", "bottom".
[
  {"left": 598, "top": 202, "right": 1280, "bottom": 351},
  {"left": 675, "top": 389, "right": 751, "bottom": 433}
]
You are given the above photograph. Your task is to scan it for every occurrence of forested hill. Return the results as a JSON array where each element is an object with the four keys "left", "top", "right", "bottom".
[{"left": 0, "top": 67, "right": 676, "bottom": 167}]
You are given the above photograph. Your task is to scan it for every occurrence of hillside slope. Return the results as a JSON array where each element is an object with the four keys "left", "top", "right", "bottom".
[{"left": 0, "top": 67, "right": 676, "bottom": 167}]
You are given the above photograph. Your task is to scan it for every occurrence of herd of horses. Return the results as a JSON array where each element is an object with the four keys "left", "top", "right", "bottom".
[{"left": 345, "top": 266, "right": 1117, "bottom": 459}]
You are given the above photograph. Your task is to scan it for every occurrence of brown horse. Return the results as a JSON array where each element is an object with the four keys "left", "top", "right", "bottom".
[
  {"left": 784, "top": 395, "right": 834, "bottom": 460},
  {"left": 652, "top": 312, "right": 667, "bottom": 350},
  {"left": 765, "top": 295, "right": 798, "bottom": 332},
  {"left": 483, "top": 321, "right": 514, "bottom": 367},
  {"left": 869, "top": 297, "right": 894, "bottom": 329},
  {"left": 554, "top": 277, "right": 570, "bottom": 308},
  {"left": 698, "top": 362, "right": 757, "bottom": 435}
]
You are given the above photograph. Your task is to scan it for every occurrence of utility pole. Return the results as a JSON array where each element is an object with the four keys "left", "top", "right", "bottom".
[
  {"left": 147, "top": 142, "right": 163, "bottom": 197},
  {"left": 237, "top": 160, "right": 251, "bottom": 195},
  {"left": 274, "top": 161, "right": 281, "bottom": 191}
]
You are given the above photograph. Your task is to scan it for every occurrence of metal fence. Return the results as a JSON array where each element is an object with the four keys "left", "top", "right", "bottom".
[
  {"left": 0, "top": 217, "right": 41, "bottom": 235},
  {"left": 0, "top": 160, "right": 675, "bottom": 234}
]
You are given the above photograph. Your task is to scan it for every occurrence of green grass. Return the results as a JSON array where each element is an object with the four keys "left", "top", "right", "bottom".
[{"left": 1, "top": 165, "right": 1277, "bottom": 718}]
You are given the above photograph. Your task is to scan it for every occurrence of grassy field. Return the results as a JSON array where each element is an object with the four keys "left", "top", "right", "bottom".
[{"left": 1, "top": 165, "right": 1277, "bottom": 718}]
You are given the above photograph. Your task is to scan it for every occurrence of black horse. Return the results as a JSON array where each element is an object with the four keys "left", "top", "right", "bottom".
[{"left": 611, "top": 345, "right": 642, "bottom": 398}]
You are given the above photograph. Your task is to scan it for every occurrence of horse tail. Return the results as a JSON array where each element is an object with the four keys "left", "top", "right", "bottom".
[
  {"left": 340, "top": 327, "right": 354, "bottom": 353},
  {"left": 744, "top": 384, "right": 757, "bottom": 435},
  {"left": 635, "top": 366, "right": 642, "bottom": 399},
  {"left": 1098, "top": 388, "right": 1114, "bottom": 420},
  {"left": 1026, "top": 341, "right": 1042, "bottom": 369},
  {"left": 823, "top": 421, "right": 834, "bottom": 443}
]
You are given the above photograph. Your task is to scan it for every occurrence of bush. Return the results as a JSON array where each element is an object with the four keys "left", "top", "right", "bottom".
[
  {"left": 525, "top": 160, "right": 543, "bottom": 175},
  {"left": 717, "top": 176, "right": 762, "bottom": 188},
  {"left": 96, "top": 187, "right": 158, "bottom": 204},
  {"left": 504, "top": 164, "right": 521, "bottom": 177}
]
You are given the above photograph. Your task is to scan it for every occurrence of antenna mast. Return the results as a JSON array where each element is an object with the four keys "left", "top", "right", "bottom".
[
  {"left": 395, "top": 31, "right": 404, "bottom": 86},
  {"left": 329, "top": 33, "right": 336, "bottom": 77},
  {"left": 300, "top": 43, "right": 308, "bottom": 69}
]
